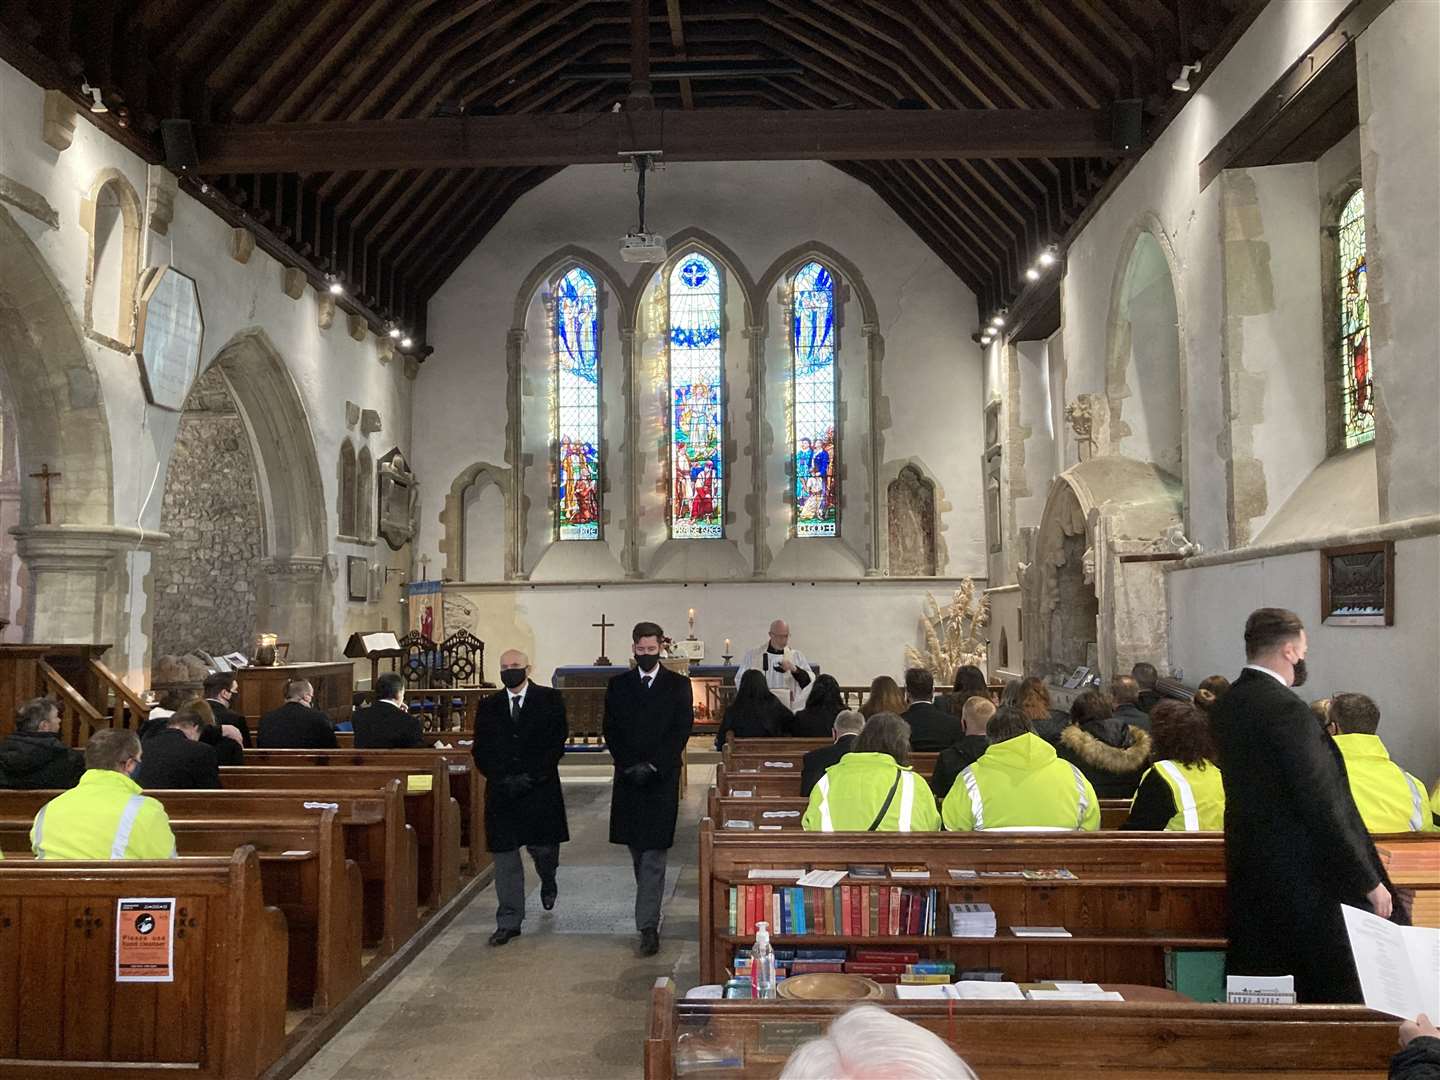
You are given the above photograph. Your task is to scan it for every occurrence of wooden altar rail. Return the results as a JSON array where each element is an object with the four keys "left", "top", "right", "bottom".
[
  {"left": 643, "top": 977, "right": 1400, "bottom": 1080},
  {"left": 707, "top": 790, "right": 1134, "bottom": 831},
  {"left": 696, "top": 820, "right": 1440, "bottom": 986},
  {"left": 37, "top": 658, "right": 105, "bottom": 745},
  {"left": 89, "top": 656, "right": 151, "bottom": 730}
]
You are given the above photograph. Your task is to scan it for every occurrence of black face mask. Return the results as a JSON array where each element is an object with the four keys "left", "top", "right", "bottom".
[
  {"left": 500, "top": 668, "right": 528, "bottom": 690},
  {"left": 635, "top": 652, "right": 660, "bottom": 673},
  {"left": 1291, "top": 658, "right": 1308, "bottom": 687}
]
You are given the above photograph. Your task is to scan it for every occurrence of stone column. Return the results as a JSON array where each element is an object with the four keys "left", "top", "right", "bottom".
[
  {"left": 257, "top": 556, "right": 333, "bottom": 661},
  {"left": 744, "top": 323, "right": 768, "bottom": 574},
  {"left": 619, "top": 326, "right": 642, "bottom": 578},
  {"left": 863, "top": 323, "right": 884, "bottom": 575}
]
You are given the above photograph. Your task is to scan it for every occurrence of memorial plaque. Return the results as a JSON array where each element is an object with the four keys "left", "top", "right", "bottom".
[{"left": 135, "top": 265, "right": 205, "bottom": 411}]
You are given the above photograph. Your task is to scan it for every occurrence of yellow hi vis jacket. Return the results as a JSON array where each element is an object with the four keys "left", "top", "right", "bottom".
[
  {"left": 802, "top": 751, "right": 941, "bottom": 832},
  {"left": 1135, "top": 759, "right": 1225, "bottom": 831},
  {"left": 30, "top": 768, "right": 177, "bottom": 859},
  {"left": 942, "top": 732, "right": 1100, "bottom": 832},
  {"left": 1333, "top": 734, "right": 1436, "bottom": 833}
]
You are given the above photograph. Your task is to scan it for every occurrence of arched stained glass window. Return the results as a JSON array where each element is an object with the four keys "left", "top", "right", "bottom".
[
  {"left": 668, "top": 254, "right": 724, "bottom": 538},
  {"left": 1337, "top": 189, "right": 1374, "bottom": 448},
  {"left": 554, "top": 267, "right": 601, "bottom": 539},
  {"left": 791, "top": 261, "right": 838, "bottom": 537}
]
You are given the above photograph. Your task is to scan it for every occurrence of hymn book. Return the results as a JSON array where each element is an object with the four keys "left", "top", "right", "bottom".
[{"left": 1342, "top": 904, "right": 1440, "bottom": 1020}]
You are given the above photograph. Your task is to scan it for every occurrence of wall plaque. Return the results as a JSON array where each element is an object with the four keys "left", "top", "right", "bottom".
[
  {"left": 135, "top": 265, "right": 204, "bottom": 411},
  {"left": 1320, "top": 541, "right": 1394, "bottom": 626}
]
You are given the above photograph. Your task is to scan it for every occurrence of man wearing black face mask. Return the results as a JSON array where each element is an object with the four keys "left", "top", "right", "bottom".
[
  {"left": 604, "top": 621, "right": 694, "bottom": 956},
  {"left": 1211, "top": 607, "right": 1398, "bottom": 1003},
  {"left": 472, "top": 649, "right": 569, "bottom": 946}
]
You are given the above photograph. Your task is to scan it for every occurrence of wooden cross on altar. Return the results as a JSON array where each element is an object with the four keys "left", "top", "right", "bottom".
[
  {"left": 29, "top": 463, "right": 61, "bottom": 524},
  {"left": 593, "top": 613, "right": 615, "bottom": 666}
]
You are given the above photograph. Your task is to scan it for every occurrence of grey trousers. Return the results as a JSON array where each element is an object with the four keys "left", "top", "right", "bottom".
[
  {"left": 629, "top": 846, "right": 668, "bottom": 932},
  {"left": 493, "top": 844, "right": 560, "bottom": 931}
]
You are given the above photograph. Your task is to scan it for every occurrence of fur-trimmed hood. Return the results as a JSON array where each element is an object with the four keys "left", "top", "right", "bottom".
[{"left": 1058, "top": 722, "right": 1152, "bottom": 774}]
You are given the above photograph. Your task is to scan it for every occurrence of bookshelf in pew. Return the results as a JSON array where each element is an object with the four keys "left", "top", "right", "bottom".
[
  {"left": 644, "top": 977, "right": 1400, "bottom": 1080},
  {"left": 708, "top": 790, "right": 1136, "bottom": 831},
  {"left": 697, "top": 821, "right": 1440, "bottom": 987}
]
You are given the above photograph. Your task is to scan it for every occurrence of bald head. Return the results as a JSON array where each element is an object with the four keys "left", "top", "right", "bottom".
[
  {"left": 498, "top": 649, "right": 531, "bottom": 692},
  {"left": 768, "top": 620, "right": 790, "bottom": 649},
  {"left": 499, "top": 649, "right": 529, "bottom": 668}
]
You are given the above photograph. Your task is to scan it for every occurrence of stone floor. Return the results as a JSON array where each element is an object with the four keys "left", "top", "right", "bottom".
[{"left": 291, "top": 767, "right": 710, "bottom": 1080}]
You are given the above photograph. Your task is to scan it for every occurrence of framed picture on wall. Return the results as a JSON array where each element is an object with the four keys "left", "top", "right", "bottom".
[
  {"left": 1320, "top": 541, "right": 1394, "bottom": 626},
  {"left": 347, "top": 556, "right": 370, "bottom": 603}
]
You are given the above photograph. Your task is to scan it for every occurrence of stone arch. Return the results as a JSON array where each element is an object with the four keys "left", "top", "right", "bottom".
[
  {"left": 754, "top": 241, "right": 879, "bottom": 333},
  {"left": 1103, "top": 215, "right": 1188, "bottom": 521},
  {"left": 338, "top": 440, "right": 358, "bottom": 536},
  {"left": 510, "top": 245, "right": 630, "bottom": 335},
  {"left": 357, "top": 445, "right": 374, "bottom": 540},
  {"left": 79, "top": 167, "right": 143, "bottom": 350},
  {"left": 629, "top": 229, "right": 761, "bottom": 328},
  {"left": 441, "top": 462, "right": 512, "bottom": 581}
]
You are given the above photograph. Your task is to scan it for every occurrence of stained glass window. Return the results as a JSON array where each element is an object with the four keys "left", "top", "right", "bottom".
[
  {"left": 1338, "top": 188, "right": 1374, "bottom": 448},
  {"left": 668, "top": 254, "right": 724, "bottom": 538},
  {"left": 554, "top": 267, "right": 601, "bottom": 539},
  {"left": 791, "top": 261, "right": 839, "bottom": 537}
]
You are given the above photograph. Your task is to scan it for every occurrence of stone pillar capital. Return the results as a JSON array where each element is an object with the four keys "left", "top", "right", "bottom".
[{"left": 12, "top": 524, "right": 169, "bottom": 568}]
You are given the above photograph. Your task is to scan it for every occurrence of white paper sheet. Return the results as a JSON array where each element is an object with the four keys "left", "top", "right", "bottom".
[
  {"left": 1342, "top": 904, "right": 1440, "bottom": 1020},
  {"left": 796, "top": 869, "right": 848, "bottom": 889}
]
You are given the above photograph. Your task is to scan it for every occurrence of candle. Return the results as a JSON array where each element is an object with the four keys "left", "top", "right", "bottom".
[
  {"left": 724, "top": 638, "right": 731, "bottom": 651},
  {"left": 688, "top": 608, "right": 696, "bottom": 620}
]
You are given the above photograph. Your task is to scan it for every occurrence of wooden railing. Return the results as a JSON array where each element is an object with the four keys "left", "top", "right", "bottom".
[
  {"left": 88, "top": 656, "right": 151, "bottom": 731},
  {"left": 37, "top": 659, "right": 105, "bottom": 745}
]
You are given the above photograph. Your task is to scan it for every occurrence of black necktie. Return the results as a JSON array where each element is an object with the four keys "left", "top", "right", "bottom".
[
  {"left": 510, "top": 695, "right": 522, "bottom": 720},
  {"left": 643, "top": 676, "right": 653, "bottom": 690}
]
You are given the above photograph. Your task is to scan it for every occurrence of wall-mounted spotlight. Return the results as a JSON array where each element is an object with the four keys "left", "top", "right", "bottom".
[
  {"left": 1172, "top": 62, "right": 1202, "bottom": 93},
  {"left": 80, "top": 81, "right": 107, "bottom": 113},
  {"left": 1038, "top": 247, "right": 1057, "bottom": 268},
  {"left": 387, "top": 325, "right": 402, "bottom": 339},
  {"left": 400, "top": 337, "right": 413, "bottom": 349},
  {"left": 990, "top": 312, "right": 1006, "bottom": 328},
  {"left": 1025, "top": 267, "right": 1040, "bottom": 282}
]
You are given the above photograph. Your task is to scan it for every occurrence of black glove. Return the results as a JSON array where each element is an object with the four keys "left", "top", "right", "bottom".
[
  {"left": 623, "top": 762, "right": 659, "bottom": 787},
  {"left": 499, "top": 774, "right": 534, "bottom": 798}
]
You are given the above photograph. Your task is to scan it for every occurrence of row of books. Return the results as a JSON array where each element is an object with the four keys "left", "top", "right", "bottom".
[
  {"left": 729, "top": 885, "right": 942, "bottom": 936},
  {"left": 733, "top": 947, "right": 979, "bottom": 985},
  {"left": 745, "top": 865, "right": 1080, "bottom": 882}
]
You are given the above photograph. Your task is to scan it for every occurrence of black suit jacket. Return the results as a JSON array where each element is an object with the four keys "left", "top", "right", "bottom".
[
  {"left": 800, "top": 734, "right": 858, "bottom": 797},
  {"left": 603, "top": 666, "right": 693, "bottom": 850},
  {"left": 1211, "top": 667, "right": 1390, "bottom": 1003},
  {"left": 352, "top": 700, "right": 424, "bottom": 749},
  {"left": 205, "top": 699, "right": 252, "bottom": 747},
  {"left": 929, "top": 734, "right": 991, "bottom": 799},
  {"left": 135, "top": 727, "right": 221, "bottom": 790},
  {"left": 257, "top": 701, "right": 339, "bottom": 749},
  {"left": 473, "top": 684, "right": 569, "bottom": 851},
  {"left": 903, "top": 700, "right": 964, "bottom": 753}
]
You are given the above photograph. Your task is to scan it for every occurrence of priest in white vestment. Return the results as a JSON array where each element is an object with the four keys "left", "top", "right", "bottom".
[{"left": 735, "top": 620, "right": 815, "bottom": 712}]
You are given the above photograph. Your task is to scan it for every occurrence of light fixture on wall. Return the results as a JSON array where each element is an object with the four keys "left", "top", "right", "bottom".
[
  {"left": 80, "top": 81, "right": 108, "bottom": 113},
  {"left": 400, "top": 336, "right": 413, "bottom": 349},
  {"left": 387, "top": 325, "right": 402, "bottom": 339},
  {"left": 990, "top": 310, "right": 1006, "bottom": 328},
  {"left": 1037, "top": 246, "right": 1057, "bottom": 268},
  {"left": 1025, "top": 267, "right": 1040, "bottom": 282},
  {"left": 1172, "top": 61, "right": 1202, "bottom": 93},
  {"left": 326, "top": 274, "right": 345, "bottom": 296}
]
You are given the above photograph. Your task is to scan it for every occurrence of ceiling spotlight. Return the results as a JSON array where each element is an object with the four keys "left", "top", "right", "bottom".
[
  {"left": 80, "top": 81, "right": 107, "bottom": 113},
  {"left": 1172, "top": 62, "right": 1202, "bottom": 93},
  {"left": 400, "top": 337, "right": 413, "bottom": 349},
  {"left": 1038, "top": 247, "right": 1057, "bottom": 268},
  {"left": 328, "top": 280, "right": 344, "bottom": 296},
  {"left": 1025, "top": 267, "right": 1040, "bottom": 282},
  {"left": 991, "top": 313, "right": 1005, "bottom": 328},
  {"left": 388, "top": 326, "right": 402, "bottom": 339}
]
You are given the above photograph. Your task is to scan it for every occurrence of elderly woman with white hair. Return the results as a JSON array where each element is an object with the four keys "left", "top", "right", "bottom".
[{"left": 780, "top": 1005, "right": 978, "bottom": 1079}]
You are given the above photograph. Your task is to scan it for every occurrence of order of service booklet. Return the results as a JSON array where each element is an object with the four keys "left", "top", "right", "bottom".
[{"left": 1341, "top": 903, "right": 1440, "bottom": 1020}]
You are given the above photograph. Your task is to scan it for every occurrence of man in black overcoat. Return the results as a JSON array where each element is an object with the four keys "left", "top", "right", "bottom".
[
  {"left": 257, "top": 680, "right": 338, "bottom": 749},
  {"left": 472, "top": 649, "right": 569, "bottom": 946},
  {"left": 604, "top": 620, "right": 694, "bottom": 956},
  {"left": 1210, "top": 607, "right": 1396, "bottom": 1003}
]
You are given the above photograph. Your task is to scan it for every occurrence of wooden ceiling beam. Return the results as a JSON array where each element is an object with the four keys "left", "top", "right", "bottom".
[
  {"left": 413, "top": 168, "right": 560, "bottom": 297},
  {"left": 963, "top": 0, "right": 1104, "bottom": 108},
  {"left": 270, "top": 0, "right": 406, "bottom": 122},
  {"left": 201, "top": 0, "right": 309, "bottom": 109},
  {"left": 664, "top": 0, "right": 695, "bottom": 109},
  {"left": 225, "top": 5, "right": 348, "bottom": 120}
]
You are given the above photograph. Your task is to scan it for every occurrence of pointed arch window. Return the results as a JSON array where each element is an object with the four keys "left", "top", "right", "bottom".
[
  {"left": 1337, "top": 188, "right": 1374, "bottom": 448},
  {"left": 553, "top": 266, "right": 602, "bottom": 540},
  {"left": 791, "top": 261, "right": 839, "bottom": 537},
  {"left": 668, "top": 254, "right": 724, "bottom": 538}
]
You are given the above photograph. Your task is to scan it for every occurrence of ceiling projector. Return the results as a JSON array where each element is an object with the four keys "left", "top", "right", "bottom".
[{"left": 620, "top": 231, "right": 668, "bottom": 263}]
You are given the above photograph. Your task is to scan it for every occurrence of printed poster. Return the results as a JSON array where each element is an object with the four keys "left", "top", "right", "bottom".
[{"left": 116, "top": 897, "right": 176, "bottom": 983}]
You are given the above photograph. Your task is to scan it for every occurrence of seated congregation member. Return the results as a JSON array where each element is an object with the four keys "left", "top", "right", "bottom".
[
  {"left": 352, "top": 672, "right": 424, "bottom": 748},
  {"left": 1193, "top": 674, "right": 1230, "bottom": 715},
  {"left": 1325, "top": 693, "right": 1436, "bottom": 833},
  {"left": 258, "top": 678, "right": 338, "bottom": 748},
  {"left": 780, "top": 1004, "right": 977, "bottom": 1080},
  {"left": 186, "top": 694, "right": 244, "bottom": 767},
  {"left": 1132, "top": 661, "right": 1162, "bottom": 713},
  {"left": 714, "top": 668, "right": 793, "bottom": 749},
  {"left": 858, "top": 675, "right": 906, "bottom": 719},
  {"left": 203, "top": 670, "right": 252, "bottom": 747},
  {"left": 1122, "top": 700, "right": 1224, "bottom": 831},
  {"left": 30, "top": 728, "right": 176, "bottom": 859},
  {"left": 1310, "top": 696, "right": 1334, "bottom": 730},
  {"left": 901, "top": 668, "right": 963, "bottom": 752},
  {"left": 1109, "top": 675, "right": 1151, "bottom": 732},
  {"left": 1057, "top": 688, "right": 1151, "bottom": 798},
  {"left": 802, "top": 713, "right": 940, "bottom": 832},
  {"left": 929, "top": 696, "right": 996, "bottom": 800},
  {"left": 790, "top": 673, "right": 845, "bottom": 738},
  {"left": 0, "top": 697, "right": 84, "bottom": 790},
  {"left": 1393, "top": 1015, "right": 1440, "bottom": 1080},
  {"left": 937, "top": 663, "right": 990, "bottom": 717},
  {"left": 941, "top": 706, "right": 1100, "bottom": 832},
  {"left": 800, "top": 709, "right": 865, "bottom": 797},
  {"left": 1016, "top": 676, "right": 1068, "bottom": 743},
  {"left": 135, "top": 704, "right": 221, "bottom": 790}
]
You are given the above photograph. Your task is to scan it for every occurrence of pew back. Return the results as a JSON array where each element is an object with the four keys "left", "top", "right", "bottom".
[{"left": 708, "top": 791, "right": 1133, "bottom": 831}]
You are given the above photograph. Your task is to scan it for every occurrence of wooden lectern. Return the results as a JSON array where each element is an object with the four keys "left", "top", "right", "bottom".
[{"left": 343, "top": 631, "right": 405, "bottom": 688}]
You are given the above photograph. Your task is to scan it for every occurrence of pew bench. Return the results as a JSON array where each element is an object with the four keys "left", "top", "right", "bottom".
[
  {"left": 0, "top": 848, "right": 289, "bottom": 1079},
  {"left": 708, "top": 790, "right": 1134, "bottom": 831},
  {"left": 643, "top": 977, "right": 1400, "bottom": 1079}
]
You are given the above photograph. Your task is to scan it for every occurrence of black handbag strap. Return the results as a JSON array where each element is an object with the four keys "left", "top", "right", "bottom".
[{"left": 867, "top": 770, "right": 903, "bottom": 832}]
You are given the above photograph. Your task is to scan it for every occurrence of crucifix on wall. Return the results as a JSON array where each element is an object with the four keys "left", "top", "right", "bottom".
[
  {"left": 593, "top": 613, "right": 615, "bottom": 666},
  {"left": 29, "top": 463, "right": 61, "bottom": 524}
]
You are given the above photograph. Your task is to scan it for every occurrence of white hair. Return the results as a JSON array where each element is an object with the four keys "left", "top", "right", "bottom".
[
  {"left": 833, "top": 709, "right": 866, "bottom": 736},
  {"left": 779, "top": 1005, "right": 977, "bottom": 1080}
]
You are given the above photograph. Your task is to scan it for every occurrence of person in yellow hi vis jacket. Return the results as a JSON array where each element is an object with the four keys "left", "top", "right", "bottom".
[
  {"left": 30, "top": 728, "right": 177, "bottom": 859},
  {"left": 803, "top": 713, "right": 941, "bottom": 832},
  {"left": 1324, "top": 693, "right": 1437, "bottom": 833},
  {"left": 1122, "top": 700, "right": 1225, "bottom": 831},
  {"left": 942, "top": 707, "right": 1100, "bottom": 831}
]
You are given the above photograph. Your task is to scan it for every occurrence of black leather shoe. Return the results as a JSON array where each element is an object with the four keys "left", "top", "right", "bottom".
[
  {"left": 489, "top": 928, "right": 521, "bottom": 946},
  {"left": 541, "top": 882, "right": 558, "bottom": 910},
  {"left": 639, "top": 928, "right": 660, "bottom": 956}
]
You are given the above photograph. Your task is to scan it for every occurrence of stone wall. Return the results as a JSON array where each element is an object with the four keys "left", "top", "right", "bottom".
[{"left": 153, "top": 368, "right": 263, "bottom": 656}]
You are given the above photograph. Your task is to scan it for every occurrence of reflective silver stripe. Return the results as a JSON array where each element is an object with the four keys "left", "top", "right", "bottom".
[
  {"left": 32, "top": 806, "right": 46, "bottom": 859},
  {"left": 1404, "top": 773, "right": 1426, "bottom": 832},
  {"left": 897, "top": 771, "right": 916, "bottom": 832},
  {"left": 1156, "top": 760, "right": 1200, "bottom": 831},
  {"left": 816, "top": 775, "right": 834, "bottom": 832},
  {"left": 110, "top": 795, "right": 148, "bottom": 859},
  {"left": 1069, "top": 765, "right": 1090, "bottom": 829},
  {"left": 961, "top": 767, "right": 984, "bottom": 830}
]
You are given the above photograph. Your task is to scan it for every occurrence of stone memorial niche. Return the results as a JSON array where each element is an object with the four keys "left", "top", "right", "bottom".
[
  {"left": 1021, "top": 456, "right": 1184, "bottom": 682},
  {"left": 377, "top": 447, "right": 419, "bottom": 551},
  {"left": 887, "top": 464, "right": 937, "bottom": 576}
]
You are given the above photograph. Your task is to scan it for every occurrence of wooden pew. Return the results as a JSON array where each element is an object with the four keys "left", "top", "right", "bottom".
[
  {"left": 221, "top": 762, "right": 461, "bottom": 910},
  {"left": 708, "top": 790, "right": 1134, "bottom": 831},
  {"left": 236, "top": 748, "right": 488, "bottom": 875},
  {"left": 643, "top": 977, "right": 1400, "bottom": 1079},
  {"left": 0, "top": 847, "right": 289, "bottom": 1079},
  {"left": 0, "top": 811, "right": 364, "bottom": 1013}
]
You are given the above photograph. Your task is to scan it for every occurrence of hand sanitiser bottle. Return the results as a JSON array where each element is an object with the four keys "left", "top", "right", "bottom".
[{"left": 752, "top": 921, "right": 777, "bottom": 999}]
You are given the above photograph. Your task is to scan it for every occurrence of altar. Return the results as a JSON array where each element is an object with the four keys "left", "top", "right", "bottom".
[{"left": 552, "top": 663, "right": 740, "bottom": 733}]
